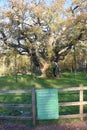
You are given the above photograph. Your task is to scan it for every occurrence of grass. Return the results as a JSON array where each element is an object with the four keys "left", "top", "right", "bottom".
[
  {"left": 0, "top": 72, "right": 87, "bottom": 90},
  {"left": 0, "top": 71, "right": 87, "bottom": 127}
]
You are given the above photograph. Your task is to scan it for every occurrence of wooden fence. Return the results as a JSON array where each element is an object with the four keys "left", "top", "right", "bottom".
[
  {"left": 0, "top": 87, "right": 36, "bottom": 125},
  {"left": 0, "top": 84, "right": 87, "bottom": 125},
  {"left": 58, "top": 84, "right": 87, "bottom": 120}
]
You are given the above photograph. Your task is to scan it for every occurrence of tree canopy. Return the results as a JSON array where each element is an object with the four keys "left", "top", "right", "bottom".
[{"left": 0, "top": 0, "right": 87, "bottom": 76}]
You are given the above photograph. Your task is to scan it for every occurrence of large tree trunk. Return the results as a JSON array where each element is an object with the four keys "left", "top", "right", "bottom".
[
  {"left": 41, "top": 62, "right": 60, "bottom": 78},
  {"left": 53, "top": 62, "right": 60, "bottom": 77},
  {"left": 41, "top": 62, "right": 50, "bottom": 77}
]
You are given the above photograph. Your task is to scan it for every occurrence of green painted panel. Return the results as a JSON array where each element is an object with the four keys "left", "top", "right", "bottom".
[{"left": 36, "top": 89, "right": 59, "bottom": 120}]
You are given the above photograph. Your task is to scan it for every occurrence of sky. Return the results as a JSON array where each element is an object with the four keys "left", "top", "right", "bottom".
[
  {"left": 0, "top": 0, "right": 8, "bottom": 7},
  {"left": 65, "top": 0, "right": 72, "bottom": 8},
  {"left": 0, "top": 0, "right": 72, "bottom": 8}
]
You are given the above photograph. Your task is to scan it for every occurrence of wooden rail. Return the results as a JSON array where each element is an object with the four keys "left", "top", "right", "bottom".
[
  {"left": 0, "top": 90, "right": 32, "bottom": 94},
  {"left": 58, "top": 86, "right": 87, "bottom": 91},
  {"left": 0, "top": 116, "right": 32, "bottom": 120},
  {"left": 0, "top": 84, "right": 87, "bottom": 124},
  {"left": 0, "top": 104, "right": 32, "bottom": 108},
  {"left": 0, "top": 86, "right": 36, "bottom": 125},
  {"left": 58, "top": 84, "right": 87, "bottom": 120}
]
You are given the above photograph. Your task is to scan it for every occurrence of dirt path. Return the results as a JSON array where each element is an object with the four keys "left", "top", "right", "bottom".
[{"left": 0, "top": 121, "right": 87, "bottom": 130}]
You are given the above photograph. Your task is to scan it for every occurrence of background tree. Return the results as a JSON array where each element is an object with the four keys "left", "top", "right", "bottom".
[{"left": 0, "top": 0, "right": 87, "bottom": 77}]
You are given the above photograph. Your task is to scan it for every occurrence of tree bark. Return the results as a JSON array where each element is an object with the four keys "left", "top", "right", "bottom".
[{"left": 41, "top": 62, "right": 50, "bottom": 77}]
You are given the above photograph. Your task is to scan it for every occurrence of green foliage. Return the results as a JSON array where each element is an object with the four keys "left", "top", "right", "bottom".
[
  {"left": 0, "top": 0, "right": 87, "bottom": 78},
  {"left": 45, "top": 65, "right": 55, "bottom": 78}
]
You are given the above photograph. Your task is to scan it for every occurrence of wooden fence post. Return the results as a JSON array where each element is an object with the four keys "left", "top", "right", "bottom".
[
  {"left": 32, "top": 86, "right": 36, "bottom": 126},
  {"left": 79, "top": 84, "right": 83, "bottom": 120}
]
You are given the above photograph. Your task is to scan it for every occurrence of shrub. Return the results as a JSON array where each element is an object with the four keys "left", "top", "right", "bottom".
[{"left": 45, "top": 65, "right": 55, "bottom": 78}]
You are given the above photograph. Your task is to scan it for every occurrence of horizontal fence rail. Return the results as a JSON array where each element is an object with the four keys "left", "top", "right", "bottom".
[
  {"left": 0, "top": 86, "right": 36, "bottom": 125},
  {"left": 59, "top": 101, "right": 87, "bottom": 106},
  {"left": 58, "top": 86, "right": 87, "bottom": 92},
  {"left": 58, "top": 84, "right": 87, "bottom": 120},
  {"left": 0, "top": 90, "right": 32, "bottom": 94},
  {"left": 0, "top": 104, "right": 32, "bottom": 108},
  {"left": 0, "top": 116, "right": 32, "bottom": 120},
  {"left": 0, "top": 84, "right": 87, "bottom": 125}
]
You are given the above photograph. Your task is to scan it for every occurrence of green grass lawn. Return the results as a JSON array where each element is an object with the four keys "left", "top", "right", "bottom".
[
  {"left": 0, "top": 72, "right": 87, "bottom": 90},
  {"left": 0, "top": 72, "right": 87, "bottom": 126}
]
